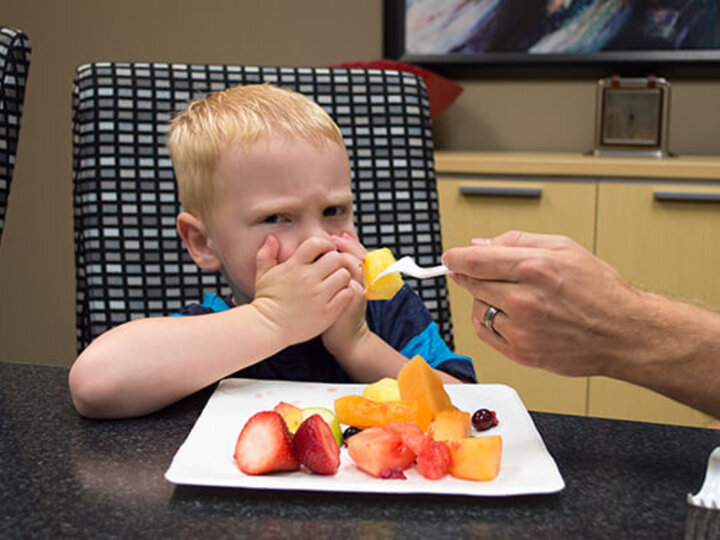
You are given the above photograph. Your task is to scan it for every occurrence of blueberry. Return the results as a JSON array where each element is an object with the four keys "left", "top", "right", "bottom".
[{"left": 342, "top": 426, "right": 361, "bottom": 445}]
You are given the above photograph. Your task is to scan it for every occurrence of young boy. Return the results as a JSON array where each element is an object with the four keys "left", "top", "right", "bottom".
[{"left": 69, "top": 84, "right": 475, "bottom": 418}]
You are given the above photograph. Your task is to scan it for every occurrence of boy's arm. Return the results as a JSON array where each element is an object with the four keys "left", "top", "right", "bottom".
[
  {"left": 69, "top": 305, "right": 287, "bottom": 418},
  {"left": 69, "top": 235, "right": 354, "bottom": 418},
  {"left": 327, "top": 326, "right": 462, "bottom": 383}
]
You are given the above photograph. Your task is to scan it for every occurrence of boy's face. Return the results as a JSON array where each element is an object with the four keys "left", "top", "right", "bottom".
[{"left": 206, "top": 135, "right": 357, "bottom": 303}]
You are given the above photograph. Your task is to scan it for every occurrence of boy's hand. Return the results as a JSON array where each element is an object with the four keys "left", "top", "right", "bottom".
[
  {"left": 251, "top": 235, "right": 353, "bottom": 347},
  {"left": 321, "top": 233, "right": 371, "bottom": 367},
  {"left": 331, "top": 232, "right": 366, "bottom": 286}
]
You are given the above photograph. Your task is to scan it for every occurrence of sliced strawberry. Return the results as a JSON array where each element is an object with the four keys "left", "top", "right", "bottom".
[
  {"left": 233, "top": 411, "right": 299, "bottom": 475},
  {"left": 345, "top": 426, "right": 415, "bottom": 478},
  {"left": 293, "top": 414, "right": 341, "bottom": 475}
]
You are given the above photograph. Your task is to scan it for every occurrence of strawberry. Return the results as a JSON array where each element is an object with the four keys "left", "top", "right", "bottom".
[
  {"left": 292, "top": 414, "right": 341, "bottom": 475},
  {"left": 233, "top": 411, "right": 299, "bottom": 475},
  {"left": 345, "top": 426, "right": 415, "bottom": 478}
]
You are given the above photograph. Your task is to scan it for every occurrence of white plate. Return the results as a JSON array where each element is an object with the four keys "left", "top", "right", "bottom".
[{"left": 165, "top": 378, "right": 565, "bottom": 496}]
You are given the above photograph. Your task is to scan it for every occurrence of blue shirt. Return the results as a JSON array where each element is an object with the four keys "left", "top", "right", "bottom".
[{"left": 173, "top": 285, "right": 476, "bottom": 383}]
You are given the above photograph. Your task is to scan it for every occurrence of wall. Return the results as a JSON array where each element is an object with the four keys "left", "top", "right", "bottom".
[
  {"left": 1, "top": 0, "right": 719, "bottom": 367},
  {"left": 435, "top": 79, "right": 720, "bottom": 154}
]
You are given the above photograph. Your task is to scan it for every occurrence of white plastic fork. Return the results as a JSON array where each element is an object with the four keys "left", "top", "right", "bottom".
[
  {"left": 687, "top": 447, "right": 720, "bottom": 509},
  {"left": 371, "top": 256, "right": 450, "bottom": 285}
]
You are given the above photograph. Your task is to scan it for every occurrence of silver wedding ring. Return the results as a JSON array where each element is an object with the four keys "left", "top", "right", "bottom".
[{"left": 483, "top": 305, "right": 501, "bottom": 335}]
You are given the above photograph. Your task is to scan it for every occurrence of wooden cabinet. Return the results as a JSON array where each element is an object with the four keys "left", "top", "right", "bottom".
[
  {"left": 435, "top": 152, "right": 720, "bottom": 426},
  {"left": 590, "top": 183, "right": 720, "bottom": 426}
]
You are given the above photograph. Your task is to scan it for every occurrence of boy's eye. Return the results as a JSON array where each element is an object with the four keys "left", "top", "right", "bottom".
[
  {"left": 262, "top": 214, "right": 288, "bottom": 224},
  {"left": 323, "top": 206, "right": 345, "bottom": 217}
]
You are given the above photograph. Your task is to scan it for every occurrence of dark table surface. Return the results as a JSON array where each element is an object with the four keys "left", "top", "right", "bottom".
[{"left": 1, "top": 361, "right": 718, "bottom": 539}]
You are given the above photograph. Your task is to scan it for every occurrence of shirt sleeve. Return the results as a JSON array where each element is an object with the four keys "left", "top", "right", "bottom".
[
  {"left": 171, "top": 292, "right": 233, "bottom": 317},
  {"left": 366, "top": 285, "right": 477, "bottom": 383}
]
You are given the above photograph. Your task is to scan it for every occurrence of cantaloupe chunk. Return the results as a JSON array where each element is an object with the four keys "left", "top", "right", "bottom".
[
  {"left": 362, "top": 248, "right": 404, "bottom": 300},
  {"left": 397, "top": 355, "right": 453, "bottom": 431},
  {"left": 428, "top": 407, "right": 471, "bottom": 441},
  {"left": 447, "top": 436, "right": 502, "bottom": 482},
  {"left": 272, "top": 401, "right": 303, "bottom": 433},
  {"left": 334, "top": 395, "right": 420, "bottom": 429}
]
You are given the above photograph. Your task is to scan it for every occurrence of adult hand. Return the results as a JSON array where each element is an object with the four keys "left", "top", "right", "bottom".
[{"left": 441, "top": 231, "right": 644, "bottom": 378}]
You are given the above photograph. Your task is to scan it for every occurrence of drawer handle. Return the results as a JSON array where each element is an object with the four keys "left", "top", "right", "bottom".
[
  {"left": 653, "top": 191, "right": 720, "bottom": 203},
  {"left": 459, "top": 186, "right": 543, "bottom": 198}
]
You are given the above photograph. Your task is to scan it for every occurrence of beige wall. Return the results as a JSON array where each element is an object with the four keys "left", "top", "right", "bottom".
[
  {"left": 1, "top": 0, "right": 719, "bottom": 367},
  {"left": 435, "top": 79, "right": 720, "bottom": 154}
]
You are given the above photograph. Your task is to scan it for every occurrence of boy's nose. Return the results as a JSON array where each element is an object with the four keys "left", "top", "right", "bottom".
[
  {"left": 278, "top": 222, "right": 334, "bottom": 262},
  {"left": 302, "top": 221, "right": 333, "bottom": 242}
]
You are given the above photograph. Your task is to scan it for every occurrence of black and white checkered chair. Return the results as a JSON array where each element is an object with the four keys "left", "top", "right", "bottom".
[
  {"left": 72, "top": 63, "right": 455, "bottom": 352},
  {"left": 0, "top": 27, "right": 31, "bottom": 247}
]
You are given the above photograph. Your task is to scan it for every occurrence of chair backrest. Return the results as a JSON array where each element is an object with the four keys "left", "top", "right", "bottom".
[
  {"left": 72, "top": 63, "right": 455, "bottom": 352},
  {"left": 0, "top": 27, "right": 31, "bottom": 247}
]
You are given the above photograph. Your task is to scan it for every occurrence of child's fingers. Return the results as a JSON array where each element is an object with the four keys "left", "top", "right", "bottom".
[
  {"left": 292, "top": 236, "right": 338, "bottom": 265},
  {"left": 321, "top": 266, "right": 352, "bottom": 299},
  {"left": 326, "top": 286, "right": 354, "bottom": 318},
  {"left": 348, "top": 278, "right": 366, "bottom": 302},
  {"left": 255, "top": 235, "right": 280, "bottom": 278},
  {"left": 311, "top": 249, "right": 348, "bottom": 281},
  {"left": 332, "top": 232, "right": 366, "bottom": 260},
  {"left": 337, "top": 251, "right": 363, "bottom": 284}
]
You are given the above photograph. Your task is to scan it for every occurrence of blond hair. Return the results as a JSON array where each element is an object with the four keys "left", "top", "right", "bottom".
[{"left": 167, "top": 83, "right": 345, "bottom": 221}]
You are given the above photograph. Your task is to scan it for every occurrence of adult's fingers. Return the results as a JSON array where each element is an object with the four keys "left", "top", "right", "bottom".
[
  {"left": 449, "top": 272, "right": 514, "bottom": 313},
  {"left": 443, "top": 231, "right": 583, "bottom": 280},
  {"left": 442, "top": 244, "right": 537, "bottom": 281},
  {"left": 489, "top": 230, "right": 578, "bottom": 250},
  {"left": 470, "top": 298, "right": 508, "bottom": 344}
]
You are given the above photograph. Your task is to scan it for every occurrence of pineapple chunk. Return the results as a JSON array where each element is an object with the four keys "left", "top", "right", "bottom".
[
  {"left": 362, "top": 378, "right": 401, "bottom": 402},
  {"left": 362, "top": 248, "right": 404, "bottom": 300}
]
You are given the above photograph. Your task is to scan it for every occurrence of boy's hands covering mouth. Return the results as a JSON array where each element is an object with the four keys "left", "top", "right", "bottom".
[{"left": 251, "top": 235, "right": 354, "bottom": 347}]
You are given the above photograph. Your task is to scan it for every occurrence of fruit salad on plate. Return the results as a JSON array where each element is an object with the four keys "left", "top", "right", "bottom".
[{"left": 233, "top": 356, "right": 502, "bottom": 482}]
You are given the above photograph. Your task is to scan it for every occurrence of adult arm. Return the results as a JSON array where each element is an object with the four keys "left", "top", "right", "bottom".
[{"left": 442, "top": 231, "right": 720, "bottom": 419}]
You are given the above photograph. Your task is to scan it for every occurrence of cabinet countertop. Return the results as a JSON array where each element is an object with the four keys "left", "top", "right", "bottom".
[{"left": 435, "top": 151, "right": 720, "bottom": 180}]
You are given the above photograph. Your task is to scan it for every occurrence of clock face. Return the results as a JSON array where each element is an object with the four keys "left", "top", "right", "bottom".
[{"left": 602, "top": 88, "right": 662, "bottom": 146}]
